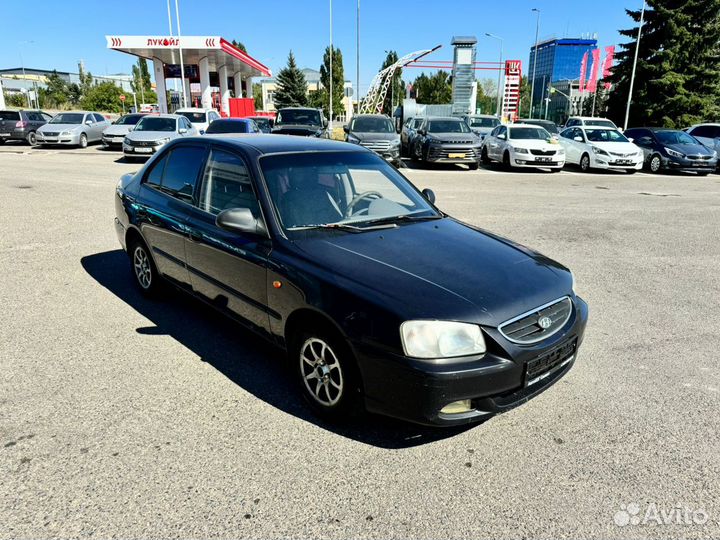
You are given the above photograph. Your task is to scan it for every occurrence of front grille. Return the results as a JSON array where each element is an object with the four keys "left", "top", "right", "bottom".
[
  {"left": 428, "top": 146, "right": 479, "bottom": 159},
  {"left": 530, "top": 149, "right": 555, "bottom": 156},
  {"left": 441, "top": 139, "right": 475, "bottom": 144},
  {"left": 130, "top": 140, "right": 157, "bottom": 147},
  {"left": 43, "top": 132, "right": 59, "bottom": 137},
  {"left": 688, "top": 154, "right": 712, "bottom": 160},
  {"left": 526, "top": 337, "right": 577, "bottom": 382},
  {"left": 499, "top": 297, "right": 572, "bottom": 344},
  {"left": 609, "top": 151, "right": 636, "bottom": 158},
  {"left": 360, "top": 140, "right": 391, "bottom": 152}
]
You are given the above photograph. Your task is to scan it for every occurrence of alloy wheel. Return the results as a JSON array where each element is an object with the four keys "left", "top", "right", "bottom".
[
  {"left": 650, "top": 155, "right": 661, "bottom": 173},
  {"left": 133, "top": 245, "right": 152, "bottom": 290},
  {"left": 79, "top": 134, "right": 87, "bottom": 148},
  {"left": 580, "top": 154, "right": 590, "bottom": 171},
  {"left": 299, "top": 337, "right": 344, "bottom": 407}
]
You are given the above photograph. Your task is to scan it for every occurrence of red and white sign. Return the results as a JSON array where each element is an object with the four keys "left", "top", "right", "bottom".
[
  {"left": 586, "top": 48, "right": 601, "bottom": 93},
  {"left": 502, "top": 60, "right": 522, "bottom": 122},
  {"left": 601, "top": 46, "right": 616, "bottom": 90},
  {"left": 579, "top": 51, "right": 589, "bottom": 93}
]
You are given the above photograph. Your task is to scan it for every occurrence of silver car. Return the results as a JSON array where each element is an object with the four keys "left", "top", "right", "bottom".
[
  {"left": 36, "top": 111, "right": 110, "bottom": 148},
  {"left": 463, "top": 114, "right": 500, "bottom": 140},
  {"left": 102, "top": 113, "right": 148, "bottom": 149},
  {"left": 123, "top": 114, "right": 197, "bottom": 161}
]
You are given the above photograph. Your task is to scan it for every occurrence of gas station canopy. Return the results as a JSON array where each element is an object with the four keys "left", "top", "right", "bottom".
[{"left": 106, "top": 35, "right": 271, "bottom": 114}]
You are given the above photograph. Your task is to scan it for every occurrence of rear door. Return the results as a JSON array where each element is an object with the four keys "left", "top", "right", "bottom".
[
  {"left": 184, "top": 146, "right": 272, "bottom": 333},
  {"left": 136, "top": 144, "right": 208, "bottom": 288}
]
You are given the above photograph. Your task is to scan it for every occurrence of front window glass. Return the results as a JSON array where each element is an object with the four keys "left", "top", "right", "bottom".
[
  {"left": 117, "top": 114, "right": 144, "bottom": 125},
  {"left": 584, "top": 128, "right": 629, "bottom": 143},
  {"left": 276, "top": 109, "right": 322, "bottom": 126},
  {"left": 350, "top": 117, "right": 394, "bottom": 133},
  {"left": 468, "top": 117, "right": 499, "bottom": 128},
  {"left": 178, "top": 111, "right": 207, "bottom": 123},
  {"left": 50, "top": 113, "right": 84, "bottom": 124},
  {"left": 199, "top": 149, "right": 258, "bottom": 216},
  {"left": 135, "top": 117, "right": 177, "bottom": 132},
  {"left": 427, "top": 120, "right": 470, "bottom": 133},
  {"left": 656, "top": 130, "right": 698, "bottom": 145},
  {"left": 509, "top": 127, "right": 552, "bottom": 140},
  {"left": 260, "top": 151, "right": 438, "bottom": 231}
]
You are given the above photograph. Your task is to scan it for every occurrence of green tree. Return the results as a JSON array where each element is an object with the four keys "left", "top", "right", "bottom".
[
  {"left": 252, "top": 82, "right": 263, "bottom": 110},
  {"left": 474, "top": 78, "right": 496, "bottom": 114},
  {"left": 39, "top": 70, "right": 69, "bottom": 108},
  {"left": 413, "top": 71, "right": 452, "bottom": 104},
  {"left": 273, "top": 51, "right": 308, "bottom": 108},
  {"left": 379, "top": 51, "right": 404, "bottom": 115},
  {"left": 517, "top": 76, "right": 531, "bottom": 118},
  {"left": 80, "top": 81, "right": 125, "bottom": 113},
  {"left": 231, "top": 40, "right": 247, "bottom": 53},
  {"left": 78, "top": 63, "right": 94, "bottom": 96},
  {"left": 606, "top": 0, "right": 720, "bottom": 128},
  {"left": 130, "top": 57, "right": 152, "bottom": 103},
  {"left": 318, "top": 46, "right": 345, "bottom": 119}
]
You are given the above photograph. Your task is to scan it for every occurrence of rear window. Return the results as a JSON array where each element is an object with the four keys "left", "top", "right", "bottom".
[
  {"left": 0, "top": 111, "right": 21, "bottom": 121},
  {"left": 178, "top": 111, "right": 207, "bottom": 123},
  {"left": 584, "top": 119, "right": 616, "bottom": 128},
  {"left": 116, "top": 114, "right": 145, "bottom": 125},
  {"left": 468, "top": 117, "right": 499, "bottom": 128},
  {"left": 205, "top": 120, "right": 251, "bottom": 134}
]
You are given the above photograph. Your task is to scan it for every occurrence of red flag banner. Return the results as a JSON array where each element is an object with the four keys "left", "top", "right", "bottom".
[
  {"left": 602, "top": 45, "right": 615, "bottom": 90},
  {"left": 586, "top": 48, "right": 601, "bottom": 93},
  {"left": 579, "top": 51, "right": 589, "bottom": 93}
]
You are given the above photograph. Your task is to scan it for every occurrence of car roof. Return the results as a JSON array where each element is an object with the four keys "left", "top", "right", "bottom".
[
  {"left": 175, "top": 107, "right": 217, "bottom": 113},
  {"left": 569, "top": 116, "right": 614, "bottom": 121},
  {"left": 182, "top": 134, "right": 367, "bottom": 155},
  {"left": 688, "top": 123, "right": 720, "bottom": 127},
  {"left": 467, "top": 114, "right": 497, "bottom": 118},
  {"left": 276, "top": 106, "right": 320, "bottom": 110},
  {"left": 509, "top": 123, "right": 551, "bottom": 129},
  {"left": 352, "top": 114, "right": 391, "bottom": 119},
  {"left": 425, "top": 116, "right": 465, "bottom": 121},
  {"left": 141, "top": 114, "right": 182, "bottom": 119},
  {"left": 519, "top": 118, "right": 553, "bottom": 123},
  {"left": 213, "top": 117, "right": 252, "bottom": 121}
]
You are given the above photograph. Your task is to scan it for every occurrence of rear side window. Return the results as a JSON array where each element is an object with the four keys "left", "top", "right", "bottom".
[
  {"left": 0, "top": 111, "right": 21, "bottom": 121},
  {"left": 162, "top": 146, "right": 207, "bottom": 198},
  {"left": 94, "top": 113, "right": 106, "bottom": 123},
  {"left": 146, "top": 154, "right": 168, "bottom": 186}
]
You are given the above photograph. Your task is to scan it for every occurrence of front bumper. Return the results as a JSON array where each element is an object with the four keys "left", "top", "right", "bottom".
[
  {"left": 123, "top": 142, "right": 163, "bottom": 157},
  {"left": 0, "top": 127, "right": 30, "bottom": 141},
  {"left": 512, "top": 153, "right": 565, "bottom": 168},
  {"left": 591, "top": 155, "right": 643, "bottom": 170},
  {"left": 425, "top": 145, "right": 482, "bottom": 164},
  {"left": 663, "top": 156, "right": 717, "bottom": 173},
  {"left": 103, "top": 135, "right": 127, "bottom": 148},
  {"left": 36, "top": 132, "right": 81, "bottom": 145},
  {"left": 355, "top": 295, "right": 589, "bottom": 426}
]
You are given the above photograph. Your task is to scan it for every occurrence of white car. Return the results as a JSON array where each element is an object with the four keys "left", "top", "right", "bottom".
[
  {"left": 481, "top": 123, "right": 565, "bottom": 171},
  {"left": 564, "top": 116, "right": 618, "bottom": 129},
  {"left": 175, "top": 107, "right": 221, "bottom": 134},
  {"left": 559, "top": 126, "right": 644, "bottom": 173}
]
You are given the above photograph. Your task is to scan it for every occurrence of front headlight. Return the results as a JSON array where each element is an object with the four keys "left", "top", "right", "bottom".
[
  {"left": 156, "top": 137, "right": 171, "bottom": 145},
  {"left": 390, "top": 138, "right": 401, "bottom": 147},
  {"left": 665, "top": 147, "right": 685, "bottom": 159},
  {"left": 711, "top": 151, "right": 717, "bottom": 159},
  {"left": 61, "top": 130, "right": 71, "bottom": 136},
  {"left": 400, "top": 321, "right": 486, "bottom": 359},
  {"left": 512, "top": 146, "right": 529, "bottom": 154},
  {"left": 123, "top": 137, "right": 131, "bottom": 145},
  {"left": 570, "top": 271, "right": 577, "bottom": 295},
  {"left": 591, "top": 145, "right": 609, "bottom": 156}
]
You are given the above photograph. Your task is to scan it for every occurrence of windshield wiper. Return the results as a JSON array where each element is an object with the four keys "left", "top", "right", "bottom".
[
  {"left": 288, "top": 221, "right": 397, "bottom": 232},
  {"left": 359, "top": 214, "right": 444, "bottom": 226}
]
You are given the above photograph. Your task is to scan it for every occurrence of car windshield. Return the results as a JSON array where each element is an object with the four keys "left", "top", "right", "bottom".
[
  {"left": 50, "top": 113, "right": 84, "bottom": 124},
  {"left": 468, "top": 117, "right": 498, "bottom": 128},
  {"left": 427, "top": 120, "right": 470, "bottom": 133},
  {"left": 584, "top": 119, "right": 616, "bottom": 128},
  {"left": 350, "top": 117, "right": 394, "bottom": 133},
  {"left": 206, "top": 120, "right": 250, "bottom": 134},
  {"left": 276, "top": 109, "right": 322, "bottom": 126},
  {"left": 116, "top": 114, "right": 144, "bottom": 125},
  {"left": 656, "top": 130, "right": 697, "bottom": 145},
  {"left": 253, "top": 118, "right": 270, "bottom": 128},
  {"left": 509, "top": 127, "right": 552, "bottom": 140},
  {"left": 260, "top": 151, "right": 439, "bottom": 231},
  {"left": 178, "top": 111, "right": 207, "bottom": 123},
  {"left": 135, "top": 117, "right": 176, "bottom": 132},
  {"left": 522, "top": 121, "right": 559, "bottom": 134},
  {"left": 585, "top": 128, "right": 629, "bottom": 143}
]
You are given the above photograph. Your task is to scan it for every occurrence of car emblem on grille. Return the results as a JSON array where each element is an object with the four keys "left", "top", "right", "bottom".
[{"left": 538, "top": 316, "right": 553, "bottom": 329}]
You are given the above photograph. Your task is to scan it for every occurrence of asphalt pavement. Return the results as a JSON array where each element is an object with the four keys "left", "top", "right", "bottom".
[{"left": 1, "top": 142, "right": 719, "bottom": 539}]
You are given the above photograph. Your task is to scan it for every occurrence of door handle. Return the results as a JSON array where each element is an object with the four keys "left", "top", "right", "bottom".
[{"left": 188, "top": 230, "right": 203, "bottom": 242}]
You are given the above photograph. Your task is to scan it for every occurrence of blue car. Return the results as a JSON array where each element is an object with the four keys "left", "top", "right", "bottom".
[{"left": 624, "top": 127, "right": 718, "bottom": 174}]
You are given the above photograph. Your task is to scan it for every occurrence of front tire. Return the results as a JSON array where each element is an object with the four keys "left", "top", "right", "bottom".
[
  {"left": 468, "top": 161, "right": 479, "bottom": 170},
  {"left": 648, "top": 154, "right": 661, "bottom": 173},
  {"left": 128, "top": 238, "right": 163, "bottom": 297},
  {"left": 78, "top": 133, "right": 88, "bottom": 149},
  {"left": 293, "top": 327, "right": 359, "bottom": 421},
  {"left": 503, "top": 151, "right": 512, "bottom": 170},
  {"left": 626, "top": 169, "right": 637, "bottom": 174},
  {"left": 579, "top": 153, "right": 591, "bottom": 172},
  {"left": 481, "top": 146, "right": 490, "bottom": 165}
]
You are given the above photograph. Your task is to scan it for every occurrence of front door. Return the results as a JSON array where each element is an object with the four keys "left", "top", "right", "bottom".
[{"left": 184, "top": 147, "right": 272, "bottom": 334}]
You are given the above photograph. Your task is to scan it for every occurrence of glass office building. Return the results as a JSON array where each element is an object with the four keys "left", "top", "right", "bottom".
[{"left": 527, "top": 38, "right": 598, "bottom": 120}]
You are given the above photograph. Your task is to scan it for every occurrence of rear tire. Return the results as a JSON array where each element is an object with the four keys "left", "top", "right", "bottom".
[
  {"left": 292, "top": 325, "right": 360, "bottom": 422},
  {"left": 26, "top": 131, "right": 37, "bottom": 146},
  {"left": 0, "top": 138, "right": 5, "bottom": 145},
  {"left": 128, "top": 238, "right": 163, "bottom": 297}
]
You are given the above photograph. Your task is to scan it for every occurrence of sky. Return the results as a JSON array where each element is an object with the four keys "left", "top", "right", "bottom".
[{"left": 0, "top": 0, "right": 639, "bottom": 95}]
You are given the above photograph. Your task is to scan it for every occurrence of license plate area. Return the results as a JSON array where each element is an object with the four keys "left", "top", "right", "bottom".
[
  {"left": 135, "top": 147, "right": 152, "bottom": 153},
  {"left": 0, "top": 132, "right": 11, "bottom": 137},
  {"left": 615, "top": 159, "right": 632, "bottom": 165},
  {"left": 525, "top": 337, "right": 577, "bottom": 386},
  {"left": 448, "top": 153, "right": 466, "bottom": 159},
  {"left": 536, "top": 157, "right": 552, "bottom": 162}
]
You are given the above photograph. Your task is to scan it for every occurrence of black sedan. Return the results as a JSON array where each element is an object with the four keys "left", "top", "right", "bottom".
[
  {"left": 624, "top": 127, "right": 718, "bottom": 174},
  {"left": 114, "top": 135, "right": 588, "bottom": 426}
]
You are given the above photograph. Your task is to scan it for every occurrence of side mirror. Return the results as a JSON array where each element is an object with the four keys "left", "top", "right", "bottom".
[
  {"left": 216, "top": 208, "right": 268, "bottom": 238},
  {"left": 627, "top": 137, "right": 634, "bottom": 143},
  {"left": 85, "top": 120, "right": 93, "bottom": 126},
  {"left": 199, "top": 129, "right": 205, "bottom": 135},
  {"left": 573, "top": 136, "right": 583, "bottom": 142},
  {"left": 498, "top": 133, "right": 506, "bottom": 140},
  {"left": 421, "top": 188, "right": 436, "bottom": 204},
  {"left": 179, "top": 128, "right": 188, "bottom": 134},
  {"left": 418, "top": 129, "right": 427, "bottom": 136},
  {"left": 127, "top": 126, "right": 134, "bottom": 132},
  {"left": 343, "top": 125, "right": 349, "bottom": 133}
]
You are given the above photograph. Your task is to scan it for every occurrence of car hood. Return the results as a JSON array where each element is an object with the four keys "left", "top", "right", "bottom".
[
  {"left": 591, "top": 141, "right": 641, "bottom": 154},
  {"left": 427, "top": 133, "right": 480, "bottom": 144},
  {"left": 510, "top": 139, "right": 562, "bottom": 151},
  {"left": 350, "top": 132, "right": 399, "bottom": 142},
  {"left": 291, "top": 218, "right": 571, "bottom": 326},
  {"left": 665, "top": 143, "right": 715, "bottom": 156},
  {"left": 39, "top": 124, "right": 81, "bottom": 132},
  {"left": 470, "top": 127, "right": 493, "bottom": 136},
  {"left": 104, "top": 125, "right": 133, "bottom": 136},
  {"left": 273, "top": 124, "right": 323, "bottom": 135},
  {"left": 126, "top": 131, "right": 178, "bottom": 141}
]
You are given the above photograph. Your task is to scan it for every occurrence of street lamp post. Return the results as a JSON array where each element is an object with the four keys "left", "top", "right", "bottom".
[
  {"left": 174, "top": 0, "right": 187, "bottom": 108},
  {"left": 530, "top": 8, "right": 540, "bottom": 118},
  {"left": 329, "top": 0, "right": 333, "bottom": 132},
  {"left": 356, "top": 0, "right": 360, "bottom": 114},
  {"left": 624, "top": 0, "right": 646, "bottom": 130},
  {"left": 485, "top": 33, "right": 504, "bottom": 117}
]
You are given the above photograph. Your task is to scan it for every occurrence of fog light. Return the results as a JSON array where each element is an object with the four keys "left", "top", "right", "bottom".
[
  {"left": 515, "top": 159, "right": 526, "bottom": 165},
  {"left": 440, "top": 399, "right": 472, "bottom": 415}
]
